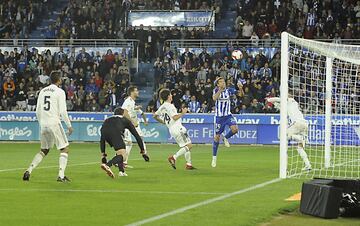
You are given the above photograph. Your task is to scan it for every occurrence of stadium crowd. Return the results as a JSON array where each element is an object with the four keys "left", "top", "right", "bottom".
[
  {"left": 0, "top": 0, "right": 54, "bottom": 39},
  {"left": 147, "top": 47, "right": 281, "bottom": 114},
  {"left": 0, "top": 46, "right": 131, "bottom": 112},
  {"left": 0, "top": 0, "right": 359, "bottom": 114},
  {"left": 235, "top": 0, "right": 360, "bottom": 40}
]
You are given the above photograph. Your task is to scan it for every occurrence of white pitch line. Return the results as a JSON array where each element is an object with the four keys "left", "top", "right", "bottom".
[
  {"left": 0, "top": 188, "right": 226, "bottom": 196},
  {"left": 125, "top": 178, "right": 282, "bottom": 226},
  {"left": 0, "top": 158, "right": 143, "bottom": 173},
  {"left": 0, "top": 162, "right": 99, "bottom": 172}
]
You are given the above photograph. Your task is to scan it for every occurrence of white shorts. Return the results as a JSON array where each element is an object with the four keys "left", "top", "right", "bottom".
[
  {"left": 288, "top": 121, "right": 308, "bottom": 139},
  {"left": 123, "top": 125, "right": 143, "bottom": 144},
  {"left": 170, "top": 126, "right": 191, "bottom": 147},
  {"left": 40, "top": 124, "right": 69, "bottom": 150}
]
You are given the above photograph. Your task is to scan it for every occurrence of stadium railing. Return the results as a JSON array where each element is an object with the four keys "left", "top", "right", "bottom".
[
  {"left": 165, "top": 39, "right": 360, "bottom": 50},
  {"left": 0, "top": 39, "right": 140, "bottom": 72}
]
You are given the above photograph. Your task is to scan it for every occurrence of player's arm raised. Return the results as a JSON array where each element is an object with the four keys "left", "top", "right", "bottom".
[
  {"left": 59, "top": 90, "right": 73, "bottom": 135},
  {"left": 213, "top": 87, "right": 225, "bottom": 101},
  {"left": 266, "top": 97, "right": 281, "bottom": 103},
  {"left": 172, "top": 106, "right": 188, "bottom": 121}
]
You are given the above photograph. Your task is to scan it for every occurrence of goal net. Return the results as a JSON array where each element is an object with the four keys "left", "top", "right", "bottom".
[{"left": 280, "top": 32, "right": 360, "bottom": 179}]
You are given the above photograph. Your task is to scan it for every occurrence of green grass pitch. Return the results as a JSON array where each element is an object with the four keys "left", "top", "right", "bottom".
[{"left": 0, "top": 143, "right": 358, "bottom": 226}]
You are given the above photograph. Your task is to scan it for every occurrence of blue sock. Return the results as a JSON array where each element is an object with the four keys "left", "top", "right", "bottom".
[
  {"left": 225, "top": 130, "right": 236, "bottom": 139},
  {"left": 212, "top": 141, "right": 219, "bottom": 156}
]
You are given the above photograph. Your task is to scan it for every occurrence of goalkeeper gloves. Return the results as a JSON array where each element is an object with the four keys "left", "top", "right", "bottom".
[{"left": 140, "top": 150, "right": 150, "bottom": 162}]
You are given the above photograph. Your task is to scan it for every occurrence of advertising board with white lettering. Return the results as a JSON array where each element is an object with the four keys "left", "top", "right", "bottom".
[{"left": 0, "top": 112, "right": 359, "bottom": 145}]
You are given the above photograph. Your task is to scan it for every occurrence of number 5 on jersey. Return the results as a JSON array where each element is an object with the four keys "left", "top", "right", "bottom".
[{"left": 44, "top": 96, "right": 51, "bottom": 111}]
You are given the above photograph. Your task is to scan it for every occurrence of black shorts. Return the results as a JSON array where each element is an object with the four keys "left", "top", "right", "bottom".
[{"left": 105, "top": 134, "right": 126, "bottom": 151}]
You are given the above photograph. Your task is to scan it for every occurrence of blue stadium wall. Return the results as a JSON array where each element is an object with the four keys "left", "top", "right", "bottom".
[{"left": 0, "top": 112, "right": 359, "bottom": 145}]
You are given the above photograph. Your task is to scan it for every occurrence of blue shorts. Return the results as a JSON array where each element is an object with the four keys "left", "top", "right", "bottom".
[{"left": 215, "top": 115, "right": 237, "bottom": 135}]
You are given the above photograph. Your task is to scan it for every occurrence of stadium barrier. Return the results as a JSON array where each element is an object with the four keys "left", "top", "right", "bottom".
[
  {"left": 165, "top": 39, "right": 360, "bottom": 50},
  {"left": 0, "top": 39, "right": 140, "bottom": 72},
  {"left": 0, "top": 112, "right": 358, "bottom": 145}
]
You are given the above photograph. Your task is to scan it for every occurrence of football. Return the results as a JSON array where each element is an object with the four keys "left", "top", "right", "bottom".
[{"left": 231, "top": 50, "right": 243, "bottom": 60}]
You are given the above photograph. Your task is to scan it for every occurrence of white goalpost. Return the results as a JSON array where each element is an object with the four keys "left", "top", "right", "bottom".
[{"left": 280, "top": 32, "right": 360, "bottom": 179}]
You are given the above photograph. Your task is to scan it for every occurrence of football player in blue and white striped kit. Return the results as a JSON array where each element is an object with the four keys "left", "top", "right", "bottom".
[{"left": 212, "top": 77, "right": 243, "bottom": 167}]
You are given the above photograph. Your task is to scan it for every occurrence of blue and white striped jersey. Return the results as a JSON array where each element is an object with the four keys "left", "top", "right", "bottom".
[{"left": 213, "top": 87, "right": 236, "bottom": 117}]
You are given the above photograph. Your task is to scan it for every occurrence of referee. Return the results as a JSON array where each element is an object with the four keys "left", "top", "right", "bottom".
[{"left": 100, "top": 107, "right": 150, "bottom": 178}]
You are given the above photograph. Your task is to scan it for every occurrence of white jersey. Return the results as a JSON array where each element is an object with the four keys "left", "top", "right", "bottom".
[
  {"left": 155, "top": 101, "right": 191, "bottom": 147},
  {"left": 122, "top": 97, "right": 142, "bottom": 125},
  {"left": 36, "top": 84, "right": 71, "bottom": 128},
  {"left": 267, "top": 97, "right": 306, "bottom": 123},
  {"left": 155, "top": 102, "right": 182, "bottom": 131}
]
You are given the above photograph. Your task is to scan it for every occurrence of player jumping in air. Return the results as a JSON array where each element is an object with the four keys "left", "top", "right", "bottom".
[
  {"left": 100, "top": 107, "right": 148, "bottom": 178},
  {"left": 212, "top": 77, "right": 243, "bottom": 167},
  {"left": 267, "top": 95, "right": 312, "bottom": 171},
  {"left": 153, "top": 89, "right": 196, "bottom": 170},
  {"left": 23, "top": 71, "right": 73, "bottom": 182},
  {"left": 121, "top": 86, "right": 149, "bottom": 168}
]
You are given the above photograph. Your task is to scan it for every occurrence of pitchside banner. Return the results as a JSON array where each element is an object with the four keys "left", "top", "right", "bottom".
[
  {"left": 128, "top": 11, "right": 214, "bottom": 27},
  {"left": 0, "top": 112, "right": 359, "bottom": 145}
]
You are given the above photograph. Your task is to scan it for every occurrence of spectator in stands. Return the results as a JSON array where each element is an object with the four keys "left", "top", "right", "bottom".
[
  {"left": 189, "top": 95, "right": 201, "bottom": 113},
  {"left": 26, "top": 86, "right": 37, "bottom": 111},
  {"left": 15, "top": 82, "right": 27, "bottom": 111},
  {"left": 3, "top": 77, "right": 15, "bottom": 98},
  {"left": 258, "top": 63, "right": 272, "bottom": 79},
  {"left": 247, "top": 99, "right": 264, "bottom": 113},
  {"left": 241, "top": 20, "right": 253, "bottom": 39}
]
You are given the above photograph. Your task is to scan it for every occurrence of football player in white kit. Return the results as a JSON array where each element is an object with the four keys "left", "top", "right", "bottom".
[
  {"left": 23, "top": 71, "right": 74, "bottom": 182},
  {"left": 153, "top": 89, "right": 196, "bottom": 170},
  {"left": 122, "top": 86, "right": 149, "bottom": 167},
  {"left": 267, "top": 94, "right": 312, "bottom": 171}
]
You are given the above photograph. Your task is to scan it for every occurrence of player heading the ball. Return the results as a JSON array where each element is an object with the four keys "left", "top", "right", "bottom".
[
  {"left": 153, "top": 89, "right": 196, "bottom": 170},
  {"left": 212, "top": 77, "right": 243, "bottom": 167}
]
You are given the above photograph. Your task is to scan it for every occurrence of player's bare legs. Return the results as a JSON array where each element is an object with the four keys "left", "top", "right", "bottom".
[
  {"left": 223, "top": 125, "right": 239, "bottom": 148},
  {"left": 23, "top": 149, "right": 49, "bottom": 181},
  {"left": 57, "top": 147, "right": 71, "bottom": 182},
  {"left": 168, "top": 143, "right": 195, "bottom": 170}
]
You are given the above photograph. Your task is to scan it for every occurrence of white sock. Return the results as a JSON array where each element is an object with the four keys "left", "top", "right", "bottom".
[
  {"left": 27, "top": 152, "right": 45, "bottom": 173},
  {"left": 124, "top": 143, "right": 133, "bottom": 164},
  {"left": 184, "top": 151, "right": 191, "bottom": 165},
  {"left": 212, "top": 156, "right": 217, "bottom": 161},
  {"left": 173, "top": 147, "right": 186, "bottom": 160},
  {"left": 297, "top": 147, "right": 311, "bottom": 167},
  {"left": 59, "top": 153, "right": 68, "bottom": 178}
]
